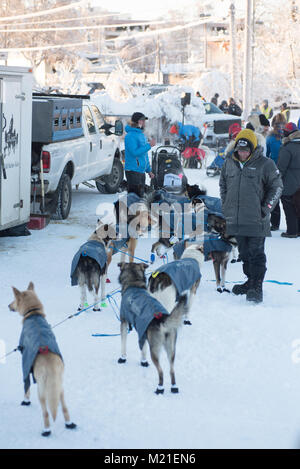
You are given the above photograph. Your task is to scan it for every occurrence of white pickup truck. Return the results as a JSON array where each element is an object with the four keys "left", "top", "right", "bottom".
[{"left": 31, "top": 94, "right": 124, "bottom": 220}]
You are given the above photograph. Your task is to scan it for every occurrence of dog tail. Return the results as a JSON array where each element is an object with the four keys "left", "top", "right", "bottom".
[{"left": 165, "top": 295, "right": 187, "bottom": 328}]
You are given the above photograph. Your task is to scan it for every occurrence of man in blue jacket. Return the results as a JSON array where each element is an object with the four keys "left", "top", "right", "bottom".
[
  {"left": 125, "top": 112, "right": 155, "bottom": 197},
  {"left": 170, "top": 122, "right": 202, "bottom": 148}
]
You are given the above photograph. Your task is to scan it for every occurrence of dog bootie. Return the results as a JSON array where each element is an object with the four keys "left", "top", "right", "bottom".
[{"left": 232, "top": 280, "right": 250, "bottom": 295}]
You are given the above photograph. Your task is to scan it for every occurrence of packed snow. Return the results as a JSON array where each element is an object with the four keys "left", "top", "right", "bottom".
[{"left": 1, "top": 154, "right": 300, "bottom": 449}]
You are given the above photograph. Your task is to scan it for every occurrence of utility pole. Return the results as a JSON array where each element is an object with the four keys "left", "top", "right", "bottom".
[
  {"left": 250, "top": 0, "right": 256, "bottom": 108},
  {"left": 229, "top": 3, "right": 237, "bottom": 100},
  {"left": 242, "top": 0, "right": 253, "bottom": 120},
  {"left": 155, "top": 33, "right": 162, "bottom": 84}
]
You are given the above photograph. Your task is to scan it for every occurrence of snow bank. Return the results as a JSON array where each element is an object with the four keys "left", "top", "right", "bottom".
[{"left": 92, "top": 84, "right": 206, "bottom": 126}]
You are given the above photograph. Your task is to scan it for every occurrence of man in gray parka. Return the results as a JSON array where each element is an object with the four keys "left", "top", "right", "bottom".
[{"left": 219, "top": 129, "right": 283, "bottom": 303}]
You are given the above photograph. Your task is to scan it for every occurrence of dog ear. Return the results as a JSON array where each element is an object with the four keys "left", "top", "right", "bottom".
[
  {"left": 27, "top": 282, "right": 34, "bottom": 291},
  {"left": 118, "top": 262, "right": 125, "bottom": 270},
  {"left": 141, "top": 263, "right": 149, "bottom": 270},
  {"left": 12, "top": 286, "right": 21, "bottom": 298}
]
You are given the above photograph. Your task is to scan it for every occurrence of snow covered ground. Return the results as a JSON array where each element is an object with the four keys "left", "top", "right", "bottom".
[{"left": 1, "top": 152, "right": 300, "bottom": 449}]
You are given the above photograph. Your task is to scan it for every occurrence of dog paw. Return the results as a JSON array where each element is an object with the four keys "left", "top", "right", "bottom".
[
  {"left": 41, "top": 430, "right": 51, "bottom": 437},
  {"left": 118, "top": 357, "right": 126, "bottom": 364},
  {"left": 171, "top": 386, "right": 179, "bottom": 394},
  {"left": 183, "top": 320, "right": 192, "bottom": 325},
  {"left": 140, "top": 360, "right": 149, "bottom": 367},
  {"left": 21, "top": 400, "right": 31, "bottom": 406},
  {"left": 155, "top": 387, "right": 164, "bottom": 395},
  {"left": 65, "top": 422, "right": 77, "bottom": 430}
]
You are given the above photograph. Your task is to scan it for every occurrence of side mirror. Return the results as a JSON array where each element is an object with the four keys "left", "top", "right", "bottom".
[
  {"left": 100, "top": 123, "right": 113, "bottom": 135},
  {"left": 114, "top": 119, "right": 123, "bottom": 136}
]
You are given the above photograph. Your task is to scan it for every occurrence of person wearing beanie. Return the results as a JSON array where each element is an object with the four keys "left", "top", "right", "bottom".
[
  {"left": 219, "top": 128, "right": 283, "bottom": 303},
  {"left": 277, "top": 122, "right": 300, "bottom": 238},
  {"left": 124, "top": 112, "right": 155, "bottom": 197}
]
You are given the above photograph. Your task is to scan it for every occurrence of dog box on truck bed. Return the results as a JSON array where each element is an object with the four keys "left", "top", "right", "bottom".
[
  {"left": 0, "top": 66, "right": 33, "bottom": 231},
  {"left": 32, "top": 95, "right": 84, "bottom": 143}
]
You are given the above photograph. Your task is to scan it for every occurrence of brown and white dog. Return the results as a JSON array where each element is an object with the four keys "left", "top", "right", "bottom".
[
  {"left": 149, "top": 244, "right": 204, "bottom": 325},
  {"left": 117, "top": 262, "right": 188, "bottom": 394},
  {"left": 113, "top": 196, "right": 152, "bottom": 263},
  {"left": 8, "top": 282, "right": 76, "bottom": 437},
  {"left": 72, "top": 221, "right": 116, "bottom": 311}
]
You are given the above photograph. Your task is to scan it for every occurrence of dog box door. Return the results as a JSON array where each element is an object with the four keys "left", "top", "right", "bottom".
[{"left": 0, "top": 76, "right": 22, "bottom": 228}]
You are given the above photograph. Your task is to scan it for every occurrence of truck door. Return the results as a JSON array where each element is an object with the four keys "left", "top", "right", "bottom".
[
  {"left": 0, "top": 76, "right": 22, "bottom": 228},
  {"left": 91, "top": 104, "right": 116, "bottom": 176},
  {"left": 83, "top": 104, "right": 100, "bottom": 181}
]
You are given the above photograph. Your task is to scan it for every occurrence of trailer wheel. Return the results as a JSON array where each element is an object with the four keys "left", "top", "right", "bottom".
[
  {"left": 51, "top": 173, "right": 72, "bottom": 220},
  {"left": 95, "top": 158, "right": 124, "bottom": 194}
]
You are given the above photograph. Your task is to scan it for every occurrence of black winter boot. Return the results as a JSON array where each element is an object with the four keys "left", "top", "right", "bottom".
[
  {"left": 246, "top": 279, "right": 263, "bottom": 303},
  {"left": 232, "top": 279, "right": 251, "bottom": 295}
]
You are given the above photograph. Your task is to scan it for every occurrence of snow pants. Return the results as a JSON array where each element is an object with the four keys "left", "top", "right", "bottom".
[
  {"left": 235, "top": 236, "right": 267, "bottom": 281},
  {"left": 125, "top": 170, "right": 146, "bottom": 198}
]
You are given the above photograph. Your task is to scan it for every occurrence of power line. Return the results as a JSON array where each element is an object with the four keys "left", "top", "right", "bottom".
[
  {"left": 0, "top": 40, "right": 98, "bottom": 53},
  {"left": 0, "top": 12, "right": 126, "bottom": 27},
  {"left": 123, "top": 49, "right": 157, "bottom": 64},
  {"left": 0, "top": 0, "right": 86, "bottom": 22},
  {"left": 0, "top": 20, "right": 166, "bottom": 34},
  {"left": 107, "top": 17, "right": 222, "bottom": 43}
]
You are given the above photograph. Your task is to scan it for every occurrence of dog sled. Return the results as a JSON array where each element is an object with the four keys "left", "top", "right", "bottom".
[
  {"left": 151, "top": 145, "right": 187, "bottom": 194},
  {"left": 206, "top": 146, "right": 227, "bottom": 177}
]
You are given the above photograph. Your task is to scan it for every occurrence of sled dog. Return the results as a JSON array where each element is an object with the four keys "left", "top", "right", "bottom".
[
  {"left": 149, "top": 244, "right": 203, "bottom": 325},
  {"left": 118, "top": 262, "right": 187, "bottom": 394},
  {"left": 8, "top": 282, "right": 76, "bottom": 437},
  {"left": 71, "top": 221, "right": 115, "bottom": 311}
]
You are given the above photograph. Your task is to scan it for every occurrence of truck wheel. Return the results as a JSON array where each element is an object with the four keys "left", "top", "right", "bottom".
[
  {"left": 95, "top": 158, "right": 124, "bottom": 194},
  {"left": 51, "top": 173, "right": 72, "bottom": 220}
]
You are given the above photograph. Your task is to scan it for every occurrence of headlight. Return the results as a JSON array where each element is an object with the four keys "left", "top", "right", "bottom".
[{"left": 203, "top": 122, "right": 214, "bottom": 128}]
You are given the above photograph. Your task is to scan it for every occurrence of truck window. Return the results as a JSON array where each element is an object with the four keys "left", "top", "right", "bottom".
[
  {"left": 83, "top": 106, "right": 97, "bottom": 134},
  {"left": 91, "top": 104, "right": 106, "bottom": 131}
]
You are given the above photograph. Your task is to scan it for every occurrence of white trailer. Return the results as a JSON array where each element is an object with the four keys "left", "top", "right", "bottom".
[{"left": 0, "top": 66, "right": 33, "bottom": 231}]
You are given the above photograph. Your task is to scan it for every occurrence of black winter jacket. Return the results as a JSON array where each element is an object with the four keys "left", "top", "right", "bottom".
[
  {"left": 219, "top": 146, "right": 283, "bottom": 237},
  {"left": 277, "top": 130, "right": 300, "bottom": 196}
]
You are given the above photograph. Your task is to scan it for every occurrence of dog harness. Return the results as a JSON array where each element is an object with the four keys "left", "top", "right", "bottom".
[
  {"left": 120, "top": 287, "right": 170, "bottom": 350},
  {"left": 151, "top": 258, "right": 201, "bottom": 300},
  {"left": 71, "top": 240, "right": 107, "bottom": 286},
  {"left": 18, "top": 314, "right": 62, "bottom": 393}
]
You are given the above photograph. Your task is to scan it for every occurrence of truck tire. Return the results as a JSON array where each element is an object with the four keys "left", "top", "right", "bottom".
[
  {"left": 95, "top": 158, "right": 124, "bottom": 194},
  {"left": 51, "top": 173, "right": 72, "bottom": 220}
]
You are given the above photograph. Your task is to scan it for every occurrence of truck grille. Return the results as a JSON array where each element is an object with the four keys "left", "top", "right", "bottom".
[{"left": 214, "top": 119, "right": 242, "bottom": 134}]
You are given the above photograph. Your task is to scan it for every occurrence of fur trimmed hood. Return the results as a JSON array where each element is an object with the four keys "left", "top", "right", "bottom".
[{"left": 282, "top": 130, "right": 300, "bottom": 145}]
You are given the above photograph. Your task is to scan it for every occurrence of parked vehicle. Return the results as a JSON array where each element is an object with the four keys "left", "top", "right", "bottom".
[
  {"left": 31, "top": 93, "right": 124, "bottom": 220},
  {"left": 200, "top": 102, "right": 242, "bottom": 147},
  {"left": 0, "top": 66, "right": 33, "bottom": 232}
]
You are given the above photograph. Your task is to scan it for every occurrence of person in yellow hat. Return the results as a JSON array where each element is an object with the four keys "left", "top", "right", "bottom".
[{"left": 219, "top": 129, "right": 283, "bottom": 303}]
